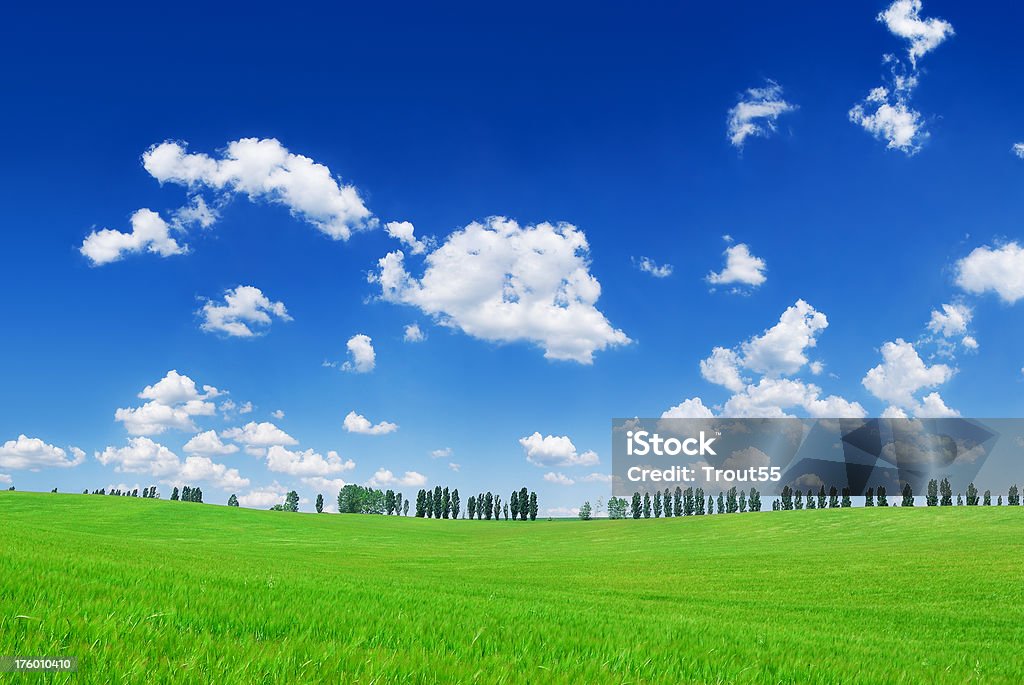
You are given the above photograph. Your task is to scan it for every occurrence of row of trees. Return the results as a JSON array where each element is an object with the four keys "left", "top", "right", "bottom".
[
  {"left": 336, "top": 485, "right": 409, "bottom": 514},
  {"left": 596, "top": 486, "right": 764, "bottom": 520},
  {"left": 171, "top": 486, "right": 203, "bottom": 503},
  {"left": 85, "top": 487, "right": 161, "bottom": 498},
  {"left": 410, "top": 487, "right": 539, "bottom": 520},
  {"left": 777, "top": 485, "right": 852, "bottom": 510}
]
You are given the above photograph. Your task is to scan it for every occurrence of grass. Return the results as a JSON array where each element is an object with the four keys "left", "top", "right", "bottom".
[{"left": 2, "top": 492, "right": 1023, "bottom": 683}]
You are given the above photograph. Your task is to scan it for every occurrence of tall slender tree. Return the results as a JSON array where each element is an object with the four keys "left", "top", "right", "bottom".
[
  {"left": 451, "top": 489, "right": 460, "bottom": 519},
  {"left": 674, "top": 487, "right": 683, "bottom": 517},
  {"left": 966, "top": 482, "right": 979, "bottom": 506},
  {"left": 841, "top": 487, "right": 852, "bottom": 508},
  {"left": 519, "top": 487, "right": 529, "bottom": 521},
  {"left": 528, "top": 491, "right": 538, "bottom": 521},
  {"left": 653, "top": 491, "right": 663, "bottom": 518},
  {"left": 642, "top": 492, "right": 652, "bottom": 518},
  {"left": 510, "top": 490, "right": 519, "bottom": 520},
  {"left": 316, "top": 493, "right": 324, "bottom": 513},
  {"left": 926, "top": 479, "right": 938, "bottom": 506},
  {"left": 864, "top": 487, "right": 874, "bottom": 506},
  {"left": 631, "top": 492, "right": 641, "bottom": 519},
  {"left": 939, "top": 478, "right": 953, "bottom": 506},
  {"left": 901, "top": 483, "right": 914, "bottom": 507}
]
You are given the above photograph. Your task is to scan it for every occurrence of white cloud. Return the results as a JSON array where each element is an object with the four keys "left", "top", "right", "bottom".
[
  {"left": 955, "top": 242, "right": 1024, "bottom": 304},
  {"left": 809, "top": 361, "right": 824, "bottom": 375},
  {"left": 961, "top": 335, "right": 978, "bottom": 350},
  {"left": 142, "top": 138, "right": 374, "bottom": 240},
  {"left": 661, "top": 397, "right": 716, "bottom": 419},
  {"left": 633, "top": 256, "right": 673, "bottom": 278},
  {"left": 543, "top": 472, "right": 576, "bottom": 486},
  {"left": 849, "top": 86, "right": 925, "bottom": 154},
  {"left": 700, "top": 347, "right": 746, "bottom": 392},
  {"left": 237, "top": 483, "right": 287, "bottom": 509},
  {"left": 927, "top": 303, "right": 972, "bottom": 338},
  {"left": 727, "top": 80, "right": 798, "bottom": 149},
  {"left": 96, "top": 437, "right": 247, "bottom": 489},
  {"left": 0, "top": 474, "right": 12, "bottom": 485},
  {"left": 116, "top": 370, "right": 218, "bottom": 436},
  {"left": 431, "top": 447, "right": 452, "bottom": 459},
  {"left": 862, "top": 338, "right": 955, "bottom": 411},
  {"left": 582, "top": 472, "right": 613, "bottom": 483},
  {"left": 916, "top": 392, "right": 959, "bottom": 418},
  {"left": 740, "top": 300, "right": 828, "bottom": 376},
  {"left": 271, "top": 409, "right": 285, "bottom": 419},
  {"left": 385, "top": 221, "right": 428, "bottom": 255},
  {"left": 342, "top": 411, "right": 398, "bottom": 436},
  {"left": 368, "top": 468, "right": 427, "bottom": 488},
  {"left": 199, "top": 285, "right": 292, "bottom": 338},
  {"left": 371, "top": 217, "right": 630, "bottom": 364},
  {"left": 80, "top": 208, "right": 188, "bottom": 266},
  {"left": 341, "top": 334, "right": 376, "bottom": 373},
  {"left": 403, "top": 323, "right": 425, "bottom": 343},
  {"left": 707, "top": 243, "right": 767, "bottom": 289},
  {"left": 0, "top": 435, "right": 86, "bottom": 470},
  {"left": 222, "top": 421, "right": 298, "bottom": 449},
  {"left": 172, "top": 195, "right": 218, "bottom": 230},
  {"left": 722, "top": 378, "right": 867, "bottom": 419},
  {"left": 519, "top": 432, "right": 599, "bottom": 467},
  {"left": 1013, "top": 143, "right": 1024, "bottom": 159},
  {"left": 238, "top": 401, "right": 253, "bottom": 415},
  {"left": 183, "top": 430, "right": 239, "bottom": 457},
  {"left": 266, "top": 446, "right": 355, "bottom": 477},
  {"left": 877, "top": 0, "right": 954, "bottom": 67},
  {"left": 448, "top": 462, "right": 461, "bottom": 472},
  {"left": 139, "top": 370, "right": 219, "bottom": 405}
]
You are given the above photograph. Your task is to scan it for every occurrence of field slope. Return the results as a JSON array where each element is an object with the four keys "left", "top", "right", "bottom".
[{"left": 2, "top": 492, "right": 1023, "bottom": 683}]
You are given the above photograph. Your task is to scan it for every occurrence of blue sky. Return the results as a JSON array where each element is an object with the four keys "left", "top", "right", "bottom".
[{"left": 2, "top": 1, "right": 1024, "bottom": 513}]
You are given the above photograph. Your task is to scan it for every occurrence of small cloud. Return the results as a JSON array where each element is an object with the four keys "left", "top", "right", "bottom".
[
  {"left": 271, "top": 409, "right": 285, "bottom": 419},
  {"left": 543, "top": 472, "right": 576, "bottom": 486},
  {"left": 343, "top": 411, "right": 398, "bottom": 436},
  {"left": 199, "top": 285, "right": 291, "bottom": 338},
  {"left": 431, "top": 447, "right": 452, "bottom": 459},
  {"left": 632, "top": 256, "right": 673, "bottom": 278},
  {"left": 727, "top": 80, "right": 798, "bottom": 149},
  {"left": 707, "top": 243, "right": 767, "bottom": 289},
  {"left": 341, "top": 334, "right": 375, "bottom": 373},
  {"left": 404, "top": 323, "right": 425, "bottom": 343},
  {"left": 448, "top": 462, "right": 461, "bottom": 472}
]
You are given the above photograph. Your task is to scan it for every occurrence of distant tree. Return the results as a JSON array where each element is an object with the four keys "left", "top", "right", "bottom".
[
  {"left": 726, "top": 487, "right": 738, "bottom": 514},
  {"left": 416, "top": 489, "right": 426, "bottom": 517},
  {"left": 83, "top": 489, "right": 88, "bottom": 494},
  {"left": 772, "top": 499, "right": 780, "bottom": 511},
  {"left": 509, "top": 491, "right": 518, "bottom": 520},
  {"left": 901, "top": 483, "right": 914, "bottom": 507},
  {"left": 794, "top": 490, "right": 804, "bottom": 510},
  {"left": 132, "top": 488, "right": 139, "bottom": 498},
  {"left": 631, "top": 492, "right": 641, "bottom": 519},
  {"left": 864, "top": 487, "right": 874, "bottom": 507},
  {"left": 477, "top": 493, "right": 485, "bottom": 520},
  {"left": 484, "top": 492, "right": 494, "bottom": 520},
  {"left": 519, "top": 487, "right": 529, "bottom": 521},
  {"left": 595, "top": 498, "right": 604, "bottom": 518},
  {"left": 433, "top": 486, "right": 444, "bottom": 519},
  {"left": 425, "top": 489, "right": 434, "bottom": 518},
  {"left": 181, "top": 486, "right": 190, "bottom": 502},
  {"left": 738, "top": 489, "right": 747, "bottom": 513},
  {"left": 141, "top": 487, "right": 148, "bottom": 498},
  {"left": 663, "top": 488, "right": 672, "bottom": 517},
  {"left": 579, "top": 501, "right": 593, "bottom": 520},
  {"left": 468, "top": 495, "right": 477, "bottom": 520},
  {"left": 876, "top": 486, "right": 888, "bottom": 507},
  {"left": 653, "top": 491, "right": 663, "bottom": 518},
  {"left": 983, "top": 489, "right": 992, "bottom": 506},
  {"left": 284, "top": 490, "right": 299, "bottom": 512},
  {"left": 316, "top": 493, "right": 324, "bottom": 513},
  {"left": 403, "top": 499, "right": 409, "bottom": 516},
  {"left": 998, "top": 495, "right": 1003, "bottom": 506},
  {"left": 806, "top": 491, "right": 816, "bottom": 509},
  {"left": 674, "top": 487, "right": 683, "bottom": 517},
  {"left": 451, "top": 489, "right": 460, "bottom": 519},
  {"left": 749, "top": 487, "right": 761, "bottom": 512},
  {"left": 607, "top": 496, "right": 626, "bottom": 519},
  {"left": 926, "top": 479, "right": 938, "bottom": 506},
  {"left": 966, "top": 482, "right": 979, "bottom": 506},
  {"left": 228, "top": 494, "right": 239, "bottom": 507},
  {"left": 503, "top": 503, "right": 509, "bottom": 520},
  {"left": 684, "top": 487, "right": 695, "bottom": 516},
  {"left": 708, "top": 495, "right": 716, "bottom": 514},
  {"left": 957, "top": 493, "right": 963, "bottom": 506},
  {"left": 528, "top": 492, "right": 538, "bottom": 521},
  {"left": 841, "top": 487, "right": 852, "bottom": 508},
  {"left": 493, "top": 494, "right": 501, "bottom": 521},
  {"left": 396, "top": 492, "right": 403, "bottom": 515},
  {"left": 1009, "top": 484, "right": 1020, "bottom": 506},
  {"left": 443, "top": 487, "right": 451, "bottom": 519},
  {"left": 385, "top": 489, "right": 395, "bottom": 515},
  {"left": 939, "top": 478, "right": 953, "bottom": 506},
  {"left": 815, "top": 485, "right": 825, "bottom": 509},
  {"left": 642, "top": 493, "right": 652, "bottom": 518},
  {"left": 781, "top": 486, "right": 793, "bottom": 511},
  {"left": 828, "top": 486, "right": 839, "bottom": 509},
  {"left": 695, "top": 488, "right": 705, "bottom": 515}
]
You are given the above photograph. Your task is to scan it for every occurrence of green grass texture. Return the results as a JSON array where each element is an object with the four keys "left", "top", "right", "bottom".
[{"left": 2, "top": 492, "right": 1023, "bottom": 683}]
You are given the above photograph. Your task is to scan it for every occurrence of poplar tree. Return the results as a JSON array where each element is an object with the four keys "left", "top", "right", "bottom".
[
  {"left": 828, "top": 486, "right": 839, "bottom": 509},
  {"left": 631, "top": 492, "right": 641, "bottom": 519},
  {"left": 748, "top": 487, "right": 761, "bottom": 512},
  {"left": 726, "top": 487, "right": 738, "bottom": 513},
  {"left": 170, "top": 487, "right": 179, "bottom": 501},
  {"left": 653, "top": 491, "right": 662, "bottom": 518},
  {"left": 284, "top": 490, "right": 299, "bottom": 512},
  {"left": 926, "top": 479, "right": 938, "bottom": 506},
  {"left": 794, "top": 490, "right": 803, "bottom": 510},
  {"left": 451, "top": 489, "right": 460, "bottom": 519},
  {"left": 695, "top": 488, "right": 705, "bottom": 515},
  {"left": 510, "top": 490, "right": 518, "bottom": 520},
  {"left": 956, "top": 493, "right": 963, "bottom": 506},
  {"left": 841, "top": 487, "right": 851, "bottom": 508},
  {"left": 316, "top": 494, "right": 324, "bottom": 513},
  {"left": 901, "top": 483, "right": 914, "bottom": 507},
  {"left": 1009, "top": 484, "right": 1020, "bottom": 506},
  {"left": 876, "top": 486, "right": 888, "bottom": 507},
  {"left": 864, "top": 487, "right": 874, "bottom": 506},
  {"left": 807, "top": 491, "right": 816, "bottom": 509},
  {"left": 683, "top": 487, "right": 694, "bottom": 516},
  {"left": 674, "top": 487, "right": 683, "bottom": 517},
  {"left": 403, "top": 499, "right": 409, "bottom": 516},
  {"left": 781, "top": 486, "right": 793, "bottom": 510},
  {"left": 739, "top": 489, "right": 747, "bottom": 513},
  {"left": 443, "top": 487, "right": 451, "bottom": 519},
  {"left": 484, "top": 492, "right": 494, "bottom": 520},
  {"left": 519, "top": 487, "right": 529, "bottom": 521},
  {"left": 983, "top": 489, "right": 992, "bottom": 506},
  {"left": 939, "top": 478, "right": 953, "bottom": 506},
  {"left": 966, "top": 482, "right": 979, "bottom": 506},
  {"left": 816, "top": 486, "right": 826, "bottom": 509},
  {"left": 663, "top": 488, "right": 672, "bottom": 517},
  {"left": 579, "top": 501, "right": 592, "bottom": 520},
  {"left": 642, "top": 493, "right": 652, "bottom": 518},
  {"left": 416, "top": 489, "right": 426, "bottom": 517},
  {"left": 434, "top": 486, "right": 444, "bottom": 519},
  {"left": 528, "top": 492, "right": 538, "bottom": 520},
  {"left": 709, "top": 495, "right": 716, "bottom": 514},
  {"left": 493, "top": 494, "right": 501, "bottom": 521},
  {"left": 425, "top": 489, "right": 434, "bottom": 518}
]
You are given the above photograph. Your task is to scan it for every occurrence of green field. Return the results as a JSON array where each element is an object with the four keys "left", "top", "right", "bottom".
[{"left": 2, "top": 493, "right": 1023, "bottom": 683}]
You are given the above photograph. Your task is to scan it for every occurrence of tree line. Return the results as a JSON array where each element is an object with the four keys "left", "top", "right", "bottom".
[{"left": 593, "top": 486, "right": 764, "bottom": 519}]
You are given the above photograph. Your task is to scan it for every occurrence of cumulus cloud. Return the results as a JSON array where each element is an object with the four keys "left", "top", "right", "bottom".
[
  {"left": 700, "top": 347, "right": 747, "bottom": 393},
  {"left": 80, "top": 208, "right": 188, "bottom": 266},
  {"left": 403, "top": 323, "right": 425, "bottom": 343},
  {"left": 519, "top": 432, "right": 599, "bottom": 467},
  {"left": 342, "top": 411, "right": 398, "bottom": 436},
  {"left": 707, "top": 243, "right": 767, "bottom": 289},
  {"left": 926, "top": 302, "right": 973, "bottom": 346},
  {"left": 1014, "top": 143, "right": 1024, "bottom": 159},
  {"left": 96, "top": 436, "right": 247, "bottom": 489},
  {"left": 385, "top": 221, "right": 429, "bottom": 255},
  {"left": 955, "top": 242, "right": 1024, "bottom": 304},
  {"left": 371, "top": 217, "right": 630, "bottom": 364},
  {"left": 266, "top": 445, "right": 355, "bottom": 477},
  {"left": 727, "top": 80, "right": 798, "bottom": 149},
  {"left": 116, "top": 370, "right": 220, "bottom": 436},
  {"left": 222, "top": 421, "right": 298, "bottom": 452},
  {"left": 862, "top": 338, "right": 955, "bottom": 412},
  {"left": 661, "top": 397, "right": 716, "bottom": 419},
  {"left": 722, "top": 378, "right": 867, "bottom": 419},
  {"left": 368, "top": 468, "right": 427, "bottom": 488},
  {"left": 0, "top": 435, "right": 86, "bottom": 470},
  {"left": 237, "top": 483, "right": 288, "bottom": 509},
  {"left": 633, "top": 256, "right": 673, "bottom": 278},
  {"left": 543, "top": 472, "right": 576, "bottom": 486},
  {"left": 582, "top": 472, "right": 613, "bottom": 483},
  {"left": 271, "top": 409, "right": 285, "bottom": 419},
  {"left": 877, "top": 0, "right": 954, "bottom": 67},
  {"left": 341, "top": 334, "right": 376, "bottom": 373},
  {"left": 142, "top": 138, "right": 374, "bottom": 240},
  {"left": 199, "top": 285, "right": 292, "bottom": 338},
  {"left": 183, "top": 430, "right": 239, "bottom": 457},
  {"left": 740, "top": 300, "right": 828, "bottom": 376}
]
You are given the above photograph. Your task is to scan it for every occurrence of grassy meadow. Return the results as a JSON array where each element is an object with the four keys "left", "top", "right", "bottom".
[{"left": 2, "top": 491, "right": 1023, "bottom": 683}]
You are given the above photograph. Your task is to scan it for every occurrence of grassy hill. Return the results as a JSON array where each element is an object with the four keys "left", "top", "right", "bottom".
[{"left": 2, "top": 492, "right": 1023, "bottom": 683}]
